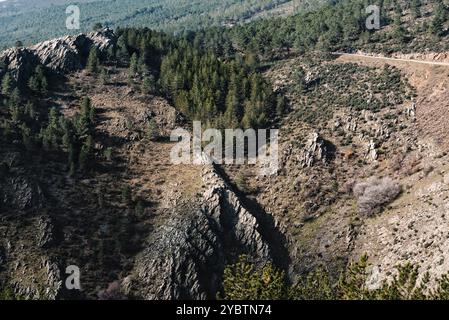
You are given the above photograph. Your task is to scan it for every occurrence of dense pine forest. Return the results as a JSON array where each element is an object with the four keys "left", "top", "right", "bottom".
[
  {"left": 194, "top": 0, "right": 449, "bottom": 59},
  {"left": 0, "top": 0, "right": 328, "bottom": 49}
]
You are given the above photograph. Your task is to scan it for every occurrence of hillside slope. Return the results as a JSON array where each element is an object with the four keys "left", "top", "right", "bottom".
[
  {"left": 0, "top": 0, "right": 329, "bottom": 49},
  {"left": 3, "top": 0, "right": 449, "bottom": 300}
]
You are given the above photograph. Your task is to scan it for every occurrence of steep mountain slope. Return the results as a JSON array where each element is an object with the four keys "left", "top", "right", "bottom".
[
  {"left": 3, "top": 0, "right": 449, "bottom": 300},
  {"left": 335, "top": 53, "right": 449, "bottom": 287},
  {"left": 242, "top": 50, "right": 449, "bottom": 286},
  {"left": 0, "top": 28, "right": 286, "bottom": 299}
]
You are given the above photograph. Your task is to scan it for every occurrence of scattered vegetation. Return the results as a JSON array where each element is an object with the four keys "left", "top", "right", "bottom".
[
  {"left": 0, "top": 288, "right": 22, "bottom": 300},
  {"left": 290, "top": 62, "right": 414, "bottom": 125},
  {"left": 353, "top": 177, "right": 402, "bottom": 216}
]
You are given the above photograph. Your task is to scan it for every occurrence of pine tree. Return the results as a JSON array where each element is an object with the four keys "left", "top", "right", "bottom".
[
  {"left": 20, "top": 123, "right": 33, "bottom": 151},
  {"left": 9, "top": 88, "right": 20, "bottom": 109},
  {"left": 99, "top": 67, "right": 109, "bottom": 85},
  {"left": 138, "top": 55, "right": 149, "bottom": 75},
  {"left": 106, "top": 46, "right": 116, "bottom": 62},
  {"left": 430, "top": 3, "right": 447, "bottom": 36},
  {"left": 129, "top": 53, "right": 138, "bottom": 76},
  {"left": 224, "top": 88, "right": 241, "bottom": 126},
  {"left": 24, "top": 101, "right": 36, "bottom": 120},
  {"left": 10, "top": 104, "right": 21, "bottom": 122},
  {"left": 81, "top": 97, "right": 95, "bottom": 125},
  {"left": 79, "top": 135, "right": 94, "bottom": 172},
  {"left": 146, "top": 118, "right": 159, "bottom": 141},
  {"left": 222, "top": 255, "right": 287, "bottom": 300},
  {"left": 87, "top": 47, "right": 100, "bottom": 74},
  {"left": 28, "top": 65, "right": 48, "bottom": 94},
  {"left": 276, "top": 95, "right": 287, "bottom": 118},
  {"left": 1, "top": 73, "right": 12, "bottom": 95},
  {"left": 28, "top": 76, "right": 39, "bottom": 92},
  {"left": 93, "top": 22, "right": 103, "bottom": 31},
  {"left": 411, "top": 0, "right": 421, "bottom": 19},
  {"left": 293, "top": 67, "right": 306, "bottom": 93},
  {"left": 40, "top": 76, "right": 48, "bottom": 95},
  {"left": 141, "top": 75, "right": 155, "bottom": 94}
]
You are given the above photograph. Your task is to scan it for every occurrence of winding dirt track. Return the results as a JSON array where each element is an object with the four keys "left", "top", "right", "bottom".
[{"left": 334, "top": 52, "right": 449, "bottom": 67}]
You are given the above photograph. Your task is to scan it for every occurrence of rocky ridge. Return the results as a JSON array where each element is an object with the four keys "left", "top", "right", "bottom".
[
  {"left": 127, "top": 164, "right": 272, "bottom": 299},
  {"left": 0, "top": 28, "right": 116, "bottom": 83}
]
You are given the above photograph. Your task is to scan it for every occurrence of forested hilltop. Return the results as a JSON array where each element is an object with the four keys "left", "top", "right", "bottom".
[
  {"left": 193, "top": 0, "right": 449, "bottom": 59},
  {"left": 0, "top": 0, "right": 329, "bottom": 49}
]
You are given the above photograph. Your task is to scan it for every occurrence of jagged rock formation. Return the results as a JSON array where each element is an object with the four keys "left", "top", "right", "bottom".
[
  {"left": 87, "top": 29, "right": 116, "bottom": 52},
  {"left": 35, "top": 216, "right": 54, "bottom": 248},
  {"left": 366, "top": 139, "right": 378, "bottom": 162},
  {"left": 9, "top": 257, "right": 62, "bottom": 300},
  {"left": 345, "top": 117, "right": 358, "bottom": 132},
  {"left": 406, "top": 101, "right": 417, "bottom": 118},
  {"left": 300, "top": 132, "right": 331, "bottom": 168},
  {"left": 0, "top": 48, "right": 40, "bottom": 84},
  {"left": 0, "top": 28, "right": 116, "bottom": 82},
  {"left": 31, "top": 35, "right": 88, "bottom": 73},
  {"left": 127, "top": 165, "right": 271, "bottom": 300},
  {"left": 0, "top": 176, "right": 44, "bottom": 211}
]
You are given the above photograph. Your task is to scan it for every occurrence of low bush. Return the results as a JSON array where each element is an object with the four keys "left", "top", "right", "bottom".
[{"left": 353, "top": 177, "right": 402, "bottom": 217}]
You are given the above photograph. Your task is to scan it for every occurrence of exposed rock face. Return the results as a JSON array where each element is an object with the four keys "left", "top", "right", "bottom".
[
  {"left": 366, "top": 139, "right": 378, "bottom": 162},
  {"left": 0, "top": 176, "right": 44, "bottom": 211},
  {"left": 41, "top": 259, "right": 63, "bottom": 300},
  {"left": 128, "top": 165, "right": 271, "bottom": 300},
  {"left": 0, "top": 48, "right": 39, "bottom": 84},
  {"left": 131, "top": 205, "right": 224, "bottom": 300},
  {"left": 31, "top": 34, "right": 88, "bottom": 72},
  {"left": 300, "top": 132, "right": 331, "bottom": 168},
  {"left": 406, "top": 102, "right": 416, "bottom": 118},
  {"left": 345, "top": 117, "right": 358, "bottom": 132},
  {"left": 36, "top": 216, "right": 54, "bottom": 248},
  {"left": 10, "top": 258, "right": 62, "bottom": 300},
  {"left": 0, "top": 28, "right": 116, "bottom": 82},
  {"left": 87, "top": 28, "right": 116, "bottom": 51}
]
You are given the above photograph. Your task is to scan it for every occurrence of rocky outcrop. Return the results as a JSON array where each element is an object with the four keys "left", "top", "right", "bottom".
[
  {"left": 10, "top": 257, "right": 62, "bottom": 300},
  {"left": 0, "top": 176, "right": 44, "bottom": 211},
  {"left": 0, "top": 28, "right": 116, "bottom": 82},
  {"left": 128, "top": 165, "right": 271, "bottom": 300},
  {"left": 406, "top": 101, "right": 416, "bottom": 119},
  {"left": 36, "top": 216, "right": 54, "bottom": 248},
  {"left": 345, "top": 117, "right": 358, "bottom": 132},
  {"left": 0, "top": 48, "right": 39, "bottom": 84},
  {"left": 300, "top": 132, "right": 331, "bottom": 168},
  {"left": 130, "top": 205, "right": 224, "bottom": 300},
  {"left": 31, "top": 34, "right": 88, "bottom": 73},
  {"left": 87, "top": 28, "right": 116, "bottom": 52},
  {"left": 366, "top": 139, "right": 378, "bottom": 162}
]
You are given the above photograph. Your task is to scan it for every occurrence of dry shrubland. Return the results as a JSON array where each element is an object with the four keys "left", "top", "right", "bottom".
[{"left": 353, "top": 177, "right": 402, "bottom": 217}]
